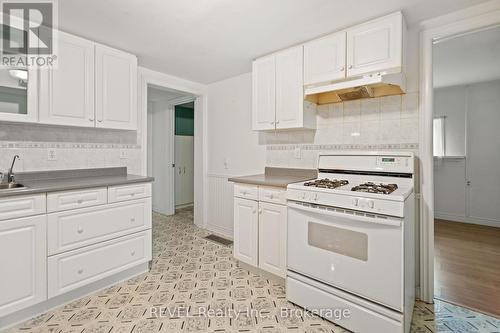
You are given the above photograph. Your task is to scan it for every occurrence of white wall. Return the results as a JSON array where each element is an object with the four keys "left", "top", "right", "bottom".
[
  {"left": 434, "top": 79, "right": 500, "bottom": 227},
  {"left": 434, "top": 86, "right": 467, "bottom": 156},
  {"left": 205, "top": 73, "right": 266, "bottom": 237}
]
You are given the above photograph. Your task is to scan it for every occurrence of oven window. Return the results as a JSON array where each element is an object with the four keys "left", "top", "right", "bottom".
[{"left": 308, "top": 222, "right": 368, "bottom": 261}]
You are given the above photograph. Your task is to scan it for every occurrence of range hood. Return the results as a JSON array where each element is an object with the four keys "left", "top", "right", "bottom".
[{"left": 305, "top": 72, "right": 406, "bottom": 105}]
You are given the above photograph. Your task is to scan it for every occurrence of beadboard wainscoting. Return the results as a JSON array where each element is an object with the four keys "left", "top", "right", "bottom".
[{"left": 206, "top": 174, "right": 235, "bottom": 238}]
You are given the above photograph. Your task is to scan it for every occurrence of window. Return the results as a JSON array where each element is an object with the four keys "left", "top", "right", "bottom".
[{"left": 433, "top": 116, "right": 446, "bottom": 157}]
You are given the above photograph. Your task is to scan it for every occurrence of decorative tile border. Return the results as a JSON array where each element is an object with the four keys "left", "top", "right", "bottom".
[
  {"left": 0, "top": 141, "right": 141, "bottom": 149},
  {"left": 266, "top": 143, "right": 419, "bottom": 151}
]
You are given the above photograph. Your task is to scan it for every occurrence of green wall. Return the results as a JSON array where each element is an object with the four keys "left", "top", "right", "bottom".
[{"left": 175, "top": 102, "right": 194, "bottom": 136}]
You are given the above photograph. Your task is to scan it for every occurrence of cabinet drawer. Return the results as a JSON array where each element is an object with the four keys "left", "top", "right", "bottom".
[
  {"left": 48, "top": 198, "right": 152, "bottom": 255},
  {"left": 108, "top": 183, "right": 151, "bottom": 203},
  {"left": 0, "top": 194, "right": 46, "bottom": 221},
  {"left": 259, "top": 186, "right": 287, "bottom": 205},
  {"left": 234, "top": 183, "right": 259, "bottom": 200},
  {"left": 47, "top": 187, "right": 107, "bottom": 213},
  {"left": 48, "top": 230, "right": 152, "bottom": 297}
]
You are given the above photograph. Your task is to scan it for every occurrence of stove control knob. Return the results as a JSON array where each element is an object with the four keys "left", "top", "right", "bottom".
[
  {"left": 368, "top": 200, "right": 375, "bottom": 209},
  {"left": 352, "top": 198, "right": 359, "bottom": 206}
]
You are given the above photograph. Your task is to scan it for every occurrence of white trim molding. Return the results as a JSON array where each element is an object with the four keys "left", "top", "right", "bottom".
[
  {"left": 138, "top": 66, "right": 207, "bottom": 228},
  {"left": 419, "top": 0, "right": 500, "bottom": 303}
]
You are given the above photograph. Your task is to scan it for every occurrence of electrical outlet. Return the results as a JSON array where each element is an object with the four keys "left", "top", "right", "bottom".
[
  {"left": 120, "top": 149, "right": 128, "bottom": 159},
  {"left": 294, "top": 147, "right": 302, "bottom": 159},
  {"left": 47, "top": 148, "right": 57, "bottom": 161}
]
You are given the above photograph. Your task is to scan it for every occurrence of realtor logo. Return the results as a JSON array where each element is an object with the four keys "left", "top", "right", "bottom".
[{"left": 1, "top": 0, "right": 57, "bottom": 67}]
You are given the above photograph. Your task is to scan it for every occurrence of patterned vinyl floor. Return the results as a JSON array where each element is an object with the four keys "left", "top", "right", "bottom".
[{"left": 4, "top": 208, "right": 499, "bottom": 333}]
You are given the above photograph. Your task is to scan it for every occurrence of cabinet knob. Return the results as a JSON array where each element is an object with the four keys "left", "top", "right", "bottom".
[
  {"left": 252, "top": 209, "right": 257, "bottom": 214},
  {"left": 270, "top": 121, "right": 275, "bottom": 125},
  {"left": 130, "top": 193, "right": 136, "bottom": 196},
  {"left": 89, "top": 118, "right": 94, "bottom": 122},
  {"left": 130, "top": 250, "right": 136, "bottom": 256},
  {"left": 276, "top": 121, "right": 280, "bottom": 124},
  {"left": 77, "top": 199, "right": 83, "bottom": 204},
  {"left": 78, "top": 269, "right": 84, "bottom": 274},
  {"left": 349, "top": 65, "right": 353, "bottom": 69},
  {"left": 77, "top": 226, "right": 84, "bottom": 234},
  {"left": 259, "top": 208, "right": 262, "bottom": 214},
  {"left": 130, "top": 217, "right": 136, "bottom": 222},
  {"left": 340, "top": 66, "right": 345, "bottom": 71}
]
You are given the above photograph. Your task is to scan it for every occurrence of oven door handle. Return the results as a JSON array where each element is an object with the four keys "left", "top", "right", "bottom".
[{"left": 287, "top": 202, "right": 402, "bottom": 227}]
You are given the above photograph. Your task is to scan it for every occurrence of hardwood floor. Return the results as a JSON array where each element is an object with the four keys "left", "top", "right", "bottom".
[{"left": 434, "top": 219, "right": 500, "bottom": 318}]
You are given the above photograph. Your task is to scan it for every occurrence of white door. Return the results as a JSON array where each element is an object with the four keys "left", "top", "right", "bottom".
[
  {"left": 95, "top": 44, "right": 138, "bottom": 130},
  {"left": 258, "top": 202, "right": 287, "bottom": 277},
  {"left": 150, "top": 102, "right": 174, "bottom": 216},
  {"left": 39, "top": 32, "right": 95, "bottom": 127},
  {"left": 346, "top": 12, "right": 403, "bottom": 78},
  {"left": 175, "top": 135, "right": 194, "bottom": 207},
  {"left": 0, "top": 67, "right": 38, "bottom": 123},
  {"left": 466, "top": 83, "right": 500, "bottom": 224},
  {"left": 234, "top": 197, "right": 258, "bottom": 266},
  {"left": 252, "top": 55, "right": 276, "bottom": 130},
  {"left": 304, "top": 31, "right": 347, "bottom": 85},
  {"left": 276, "top": 46, "right": 304, "bottom": 129},
  {"left": 0, "top": 215, "right": 47, "bottom": 316}
]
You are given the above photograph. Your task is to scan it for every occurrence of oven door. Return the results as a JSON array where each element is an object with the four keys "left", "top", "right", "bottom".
[{"left": 287, "top": 201, "right": 403, "bottom": 311}]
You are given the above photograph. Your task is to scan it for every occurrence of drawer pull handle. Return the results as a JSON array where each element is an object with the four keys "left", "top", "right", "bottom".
[
  {"left": 130, "top": 250, "right": 136, "bottom": 256},
  {"left": 77, "top": 199, "right": 83, "bottom": 204},
  {"left": 130, "top": 217, "right": 136, "bottom": 222},
  {"left": 77, "top": 227, "right": 84, "bottom": 234},
  {"left": 78, "top": 269, "right": 84, "bottom": 274}
]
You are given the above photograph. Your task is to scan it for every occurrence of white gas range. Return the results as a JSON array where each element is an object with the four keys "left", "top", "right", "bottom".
[{"left": 286, "top": 152, "right": 415, "bottom": 333}]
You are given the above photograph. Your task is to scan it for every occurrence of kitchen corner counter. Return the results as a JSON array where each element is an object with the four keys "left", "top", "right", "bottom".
[
  {"left": 229, "top": 167, "right": 317, "bottom": 188},
  {"left": 0, "top": 167, "right": 154, "bottom": 198}
]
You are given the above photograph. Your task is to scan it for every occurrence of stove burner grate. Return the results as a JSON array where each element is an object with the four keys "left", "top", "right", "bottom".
[
  {"left": 351, "top": 182, "right": 398, "bottom": 195},
  {"left": 304, "top": 178, "right": 349, "bottom": 189}
]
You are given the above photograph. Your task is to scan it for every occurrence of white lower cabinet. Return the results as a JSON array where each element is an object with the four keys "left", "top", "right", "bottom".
[
  {"left": 258, "top": 202, "right": 287, "bottom": 277},
  {"left": 48, "top": 230, "right": 151, "bottom": 297},
  {"left": 233, "top": 197, "right": 258, "bottom": 266},
  {"left": 233, "top": 185, "right": 287, "bottom": 278},
  {"left": 0, "top": 215, "right": 47, "bottom": 317}
]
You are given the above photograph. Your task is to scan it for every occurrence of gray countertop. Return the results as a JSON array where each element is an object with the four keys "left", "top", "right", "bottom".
[
  {"left": 228, "top": 167, "right": 317, "bottom": 188},
  {"left": 0, "top": 167, "right": 154, "bottom": 198}
]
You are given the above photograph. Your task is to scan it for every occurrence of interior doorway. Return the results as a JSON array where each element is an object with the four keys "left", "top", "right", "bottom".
[
  {"left": 431, "top": 26, "right": 500, "bottom": 317},
  {"left": 174, "top": 102, "right": 194, "bottom": 210},
  {"left": 146, "top": 84, "right": 195, "bottom": 217}
]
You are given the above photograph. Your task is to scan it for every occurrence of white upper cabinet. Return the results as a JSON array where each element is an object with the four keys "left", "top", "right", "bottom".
[
  {"left": 252, "top": 55, "right": 276, "bottom": 130},
  {"left": 0, "top": 67, "right": 39, "bottom": 123},
  {"left": 39, "top": 32, "right": 95, "bottom": 127},
  {"left": 304, "top": 31, "right": 347, "bottom": 86},
  {"left": 346, "top": 12, "right": 404, "bottom": 77},
  {"left": 252, "top": 45, "right": 316, "bottom": 131},
  {"left": 95, "top": 44, "right": 138, "bottom": 130},
  {"left": 275, "top": 46, "right": 306, "bottom": 129}
]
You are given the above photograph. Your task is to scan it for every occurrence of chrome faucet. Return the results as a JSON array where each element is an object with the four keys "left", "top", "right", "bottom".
[{"left": 7, "top": 155, "right": 20, "bottom": 183}]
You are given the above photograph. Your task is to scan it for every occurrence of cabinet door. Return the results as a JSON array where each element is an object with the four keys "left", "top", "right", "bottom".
[
  {"left": 346, "top": 12, "right": 403, "bottom": 77},
  {"left": 95, "top": 44, "right": 138, "bottom": 130},
  {"left": 276, "top": 46, "right": 304, "bottom": 129},
  {"left": 304, "top": 31, "right": 346, "bottom": 85},
  {"left": 233, "top": 197, "right": 258, "bottom": 266},
  {"left": 0, "top": 215, "right": 46, "bottom": 316},
  {"left": 258, "top": 202, "right": 287, "bottom": 277},
  {"left": 252, "top": 55, "right": 276, "bottom": 130},
  {"left": 0, "top": 67, "right": 38, "bottom": 123},
  {"left": 39, "top": 32, "right": 95, "bottom": 127}
]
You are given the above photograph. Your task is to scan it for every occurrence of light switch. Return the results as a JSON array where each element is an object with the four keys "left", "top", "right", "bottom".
[
  {"left": 47, "top": 149, "right": 57, "bottom": 161},
  {"left": 294, "top": 147, "right": 301, "bottom": 159}
]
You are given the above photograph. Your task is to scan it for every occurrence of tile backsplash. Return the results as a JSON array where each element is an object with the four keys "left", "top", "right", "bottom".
[
  {"left": 264, "top": 92, "right": 419, "bottom": 168},
  {"left": 0, "top": 123, "right": 142, "bottom": 174}
]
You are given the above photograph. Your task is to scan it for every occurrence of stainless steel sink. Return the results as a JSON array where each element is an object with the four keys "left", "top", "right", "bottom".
[{"left": 0, "top": 183, "right": 26, "bottom": 190}]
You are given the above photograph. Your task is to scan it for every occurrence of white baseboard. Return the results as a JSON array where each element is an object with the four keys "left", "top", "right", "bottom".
[
  {"left": 205, "top": 223, "right": 233, "bottom": 240},
  {"left": 0, "top": 263, "right": 149, "bottom": 331},
  {"left": 435, "top": 212, "right": 500, "bottom": 228}
]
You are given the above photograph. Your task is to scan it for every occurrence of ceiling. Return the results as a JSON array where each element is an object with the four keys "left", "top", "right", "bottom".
[
  {"left": 59, "top": 0, "right": 490, "bottom": 84},
  {"left": 433, "top": 26, "right": 500, "bottom": 88}
]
